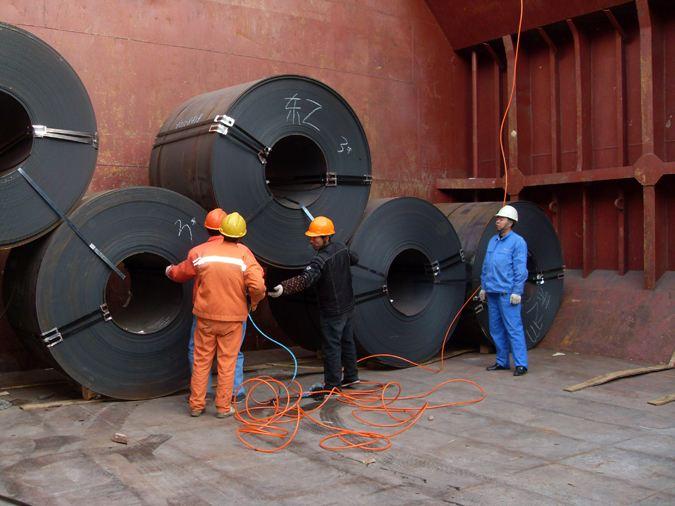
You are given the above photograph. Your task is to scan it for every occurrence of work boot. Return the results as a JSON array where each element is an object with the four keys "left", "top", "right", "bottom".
[
  {"left": 232, "top": 391, "right": 247, "bottom": 403},
  {"left": 341, "top": 378, "right": 361, "bottom": 388},
  {"left": 305, "top": 383, "right": 339, "bottom": 400},
  {"left": 514, "top": 366, "right": 528, "bottom": 376},
  {"left": 486, "top": 363, "right": 510, "bottom": 371},
  {"left": 215, "top": 406, "right": 236, "bottom": 418},
  {"left": 190, "top": 409, "right": 203, "bottom": 417}
]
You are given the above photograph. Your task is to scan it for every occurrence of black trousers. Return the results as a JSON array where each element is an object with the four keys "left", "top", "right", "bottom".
[{"left": 319, "top": 311, "right": 358, "bottom": 388}]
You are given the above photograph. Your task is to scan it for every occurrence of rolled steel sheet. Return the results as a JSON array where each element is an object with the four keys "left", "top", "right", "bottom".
[
  {"left": 150, "top": 75, "right": 371, "bottom": 269},
  {"left": 436, "top": 201, "right": 564, "bottom": 349},
  {"left": 4, "top": 187, "right": 207, "bottom": 399},
  {"left": 0, "top": 22, "right": 97, "bottom": 248},
  {"left": 269, "top": 198, "right": 467, "bottom": 366}
]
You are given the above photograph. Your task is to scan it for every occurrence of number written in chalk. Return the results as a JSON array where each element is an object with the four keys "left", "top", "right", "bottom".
[
  {"left": 337, "top": 136, "right": 352, "bottom": 154},
  {"left": 175, "top": 218, "right": 196, "bottom": 243}
]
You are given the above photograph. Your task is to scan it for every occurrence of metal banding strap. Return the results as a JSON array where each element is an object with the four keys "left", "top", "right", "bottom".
[
  {"left": 17, "top": 168, "right": 126, "bottom": 280},
  {"left": 0, "top": 129, "right": 31, "bottom": 157},
  {"left": 41, "top": 304, "right": 112, "bottom": 348},
  {"left": 528, "top": 266, "right": 565, "bottom": 285},
  {"left": 353, "top": 263, "right": 386, "bottom": 280},
  {"left": 271, "top": 196, "right": 315, "bottom": 222},
  {"left": 300, "top": 206, "right": 315, "bottom": 221},
  {"left": 354, "top": 285, "right": 388, "bottom": 305},
  {"left": 472, "top": 265, "right": 565, "bottom": 313},
  {"left": 32, "top": 125, "right": 98, "bottom": 149},
  {"left": 152, "top": 124, "right": 214, "bottom": 148},
  {"left": 267, "top": 172, "right": 372, "bottom": 187},
  {"left": 210, "top": 115, "right": 271, "bottom": 165}
]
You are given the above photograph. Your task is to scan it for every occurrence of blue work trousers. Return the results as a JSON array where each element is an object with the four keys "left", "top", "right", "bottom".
[
  {"left": 188, "top": 316, "right": 246, "bottom": 395},
  {"left": 487, "top": 293, "right": 528, "bottom": 368}
]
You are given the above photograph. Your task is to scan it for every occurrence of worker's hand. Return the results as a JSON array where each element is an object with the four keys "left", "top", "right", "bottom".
[
  {"left": 165, "top": 265, "right": 173, "bottom": 278},
  {"left": 268, "top": 284, "right": 283, "bottom": 298},
  {"left": 479, "top": 289, "right": 486, "bottom": 302},
  {"left": 509, "top": 293, "right": 521, "bottom": 305}
]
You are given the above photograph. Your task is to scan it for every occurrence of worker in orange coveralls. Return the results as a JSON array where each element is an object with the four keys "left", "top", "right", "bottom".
[{"left": 166, "top": 212, "right": 266, "bottom": 418}]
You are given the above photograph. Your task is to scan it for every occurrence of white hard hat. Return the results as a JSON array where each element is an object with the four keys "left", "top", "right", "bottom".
[{"left": 495, "top": 205, "right": 518, "bottom": 222}]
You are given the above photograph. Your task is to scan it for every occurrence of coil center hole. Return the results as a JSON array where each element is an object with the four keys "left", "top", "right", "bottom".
[
  {"left": 0, "top": 91, "right": 33, "bottom": 176},
  {"left": 387, "top": 249, "right": 435, "bottom": 317},
  {"left": 105, "top": 253, "right": 183, "bottom": 335},
  {"left": 265, "top": 134, "right": 327, "bottom": 209}
]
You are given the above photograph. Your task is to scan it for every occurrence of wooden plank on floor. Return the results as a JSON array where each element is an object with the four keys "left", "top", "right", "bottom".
[
  {"left": 564, "top": 351, "right": 675, "bottom": 392},
  {"left": 647, "top": 393, "right": 675, "bottom": 406},
  {"left": 20, "top": 398, "right": 104, "bottom": 410}
]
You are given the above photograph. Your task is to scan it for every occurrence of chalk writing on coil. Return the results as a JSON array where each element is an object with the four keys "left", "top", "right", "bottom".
[
  {"left": 524, "top": 287, "right": 548, "bottom": 345},
  {"left": 337, "top": 136, "right": 352, "bottom": 154},
  {"left": 175, "top": 219, "right": 193, "bottom": 243},
  {"left": 284, "top": 94, "right": 322, "bottom": 131},
  {"left": 175, "top": 114, "right": 204, "bottom": 129}
]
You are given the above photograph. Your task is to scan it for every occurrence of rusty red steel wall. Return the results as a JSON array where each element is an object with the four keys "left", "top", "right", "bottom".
[
  {"left": 433, "top": 0, "right": 675, "bottom": 291},
  {"left": 0, "top": 0, "right": 467, "bottom": 372},
  {"left": 1, "top": 0, "right": 467, "bottom": 201},
  {"left": 1, "top": 1, "right": 673, "bottom": 371}
]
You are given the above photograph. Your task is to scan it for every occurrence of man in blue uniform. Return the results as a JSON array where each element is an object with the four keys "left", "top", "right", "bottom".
[{"left": 480, "top": 205, "right": 529, "bottom": 376}]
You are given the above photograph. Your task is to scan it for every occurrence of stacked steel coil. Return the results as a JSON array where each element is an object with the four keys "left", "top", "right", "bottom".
[
  {"left": 268, "top": 198, "right": 468, "bottom": 366},
  {"left": 1, "top": 25, "right": 208, "bottom": 399},
  {"left": 0, "top": 23, "right": 563, "bottom": 398},
  {"left": 149, "top": 75, "right": 372, "bottom": 269},
  {"left": 0, "top": 22, "right": 98, "bottom": 248},
  {"left": 5, "top": 188, "right": 207, "bottom": 399},
  {"left": 436, "top": 202, "right": 565, "bottom": 349}
]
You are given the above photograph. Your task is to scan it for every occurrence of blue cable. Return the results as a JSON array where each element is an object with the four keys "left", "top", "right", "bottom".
[{"left": 248, "top": 313, "right": 298, "bottom": 382}]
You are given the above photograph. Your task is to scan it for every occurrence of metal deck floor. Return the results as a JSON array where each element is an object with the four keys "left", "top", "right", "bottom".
[{"left": 1, "top": 348, "right": 674, "bottom": 505}]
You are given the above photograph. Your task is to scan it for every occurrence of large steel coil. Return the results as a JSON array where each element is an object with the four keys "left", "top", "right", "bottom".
[
  {"left": 436, "top": 201, "right": 564, "bottom": 349},
  {"left": 4, "top": 187, "right": 207, "bottom": 399},
  {"left": 0, "top": 23, "right": 97, "bottom": 248},
  {"left": 269, "top": 198, "right": 467, "bottom": 366},
  {"left": 150, "top": 75, "right": 371, "bottom": 269}
]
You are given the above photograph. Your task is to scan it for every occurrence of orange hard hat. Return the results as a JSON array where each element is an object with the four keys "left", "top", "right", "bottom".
[
  {"left": 204, "top": 208, "right": 227, "bottom": 230},
  {"left": 305, "top": 216, "right": 335, "bottom": 237}
]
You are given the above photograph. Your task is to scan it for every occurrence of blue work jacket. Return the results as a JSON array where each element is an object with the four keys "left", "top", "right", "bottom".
[{"left": 480, "top": 230, "right": 528, "bottom": 295}]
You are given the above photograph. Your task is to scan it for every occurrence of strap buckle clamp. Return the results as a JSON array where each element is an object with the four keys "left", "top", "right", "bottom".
[
  {"left": 42, "top": 328, "right": 64, "bottom": 348},
  {"left": 428, "top": 260, "right": 441, "bottom": 277}
]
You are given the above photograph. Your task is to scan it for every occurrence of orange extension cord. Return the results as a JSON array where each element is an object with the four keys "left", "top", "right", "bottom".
[
  {"left": 234, "top": 288, "right": 484, "bottom": 453},
  {"left": 234, "top": 1, "right": 525, "bottom": 454},
  {"left": 499, "top": 0, "right": 524, "bottom": 206}
]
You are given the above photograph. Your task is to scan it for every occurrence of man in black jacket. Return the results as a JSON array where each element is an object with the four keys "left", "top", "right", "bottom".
[{"left": 268, "top": 216, "right": 359, "bottom": 396}]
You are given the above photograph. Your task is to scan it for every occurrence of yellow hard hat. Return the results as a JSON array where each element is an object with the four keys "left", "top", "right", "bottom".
[
  {"left": 220, "top": 212, "right": 247, "bottom": 238},
  {"left": 305, "top": 216, "right": 335, "bottom": 237}
]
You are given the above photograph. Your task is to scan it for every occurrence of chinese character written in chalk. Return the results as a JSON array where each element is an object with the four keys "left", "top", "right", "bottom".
[{"left": 284, "top": 93, "right": 322, "bottom": 131}]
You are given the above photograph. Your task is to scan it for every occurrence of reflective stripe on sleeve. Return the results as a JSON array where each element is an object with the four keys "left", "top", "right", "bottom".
[{"left": 192, "top": 256, "right": 247, "bottom": 271}]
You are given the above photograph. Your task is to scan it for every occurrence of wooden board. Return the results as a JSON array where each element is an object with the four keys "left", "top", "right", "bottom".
[
  {"left": 564, "top": 351, "right": 675, "bottom": 392},
  {"left": 647, "top": 393, "right": 675, "bottom": 406}
]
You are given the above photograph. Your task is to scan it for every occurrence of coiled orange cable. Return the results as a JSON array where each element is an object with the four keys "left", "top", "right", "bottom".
[{"left": 234, "top": 288, "right": 486, "bottom": 453}]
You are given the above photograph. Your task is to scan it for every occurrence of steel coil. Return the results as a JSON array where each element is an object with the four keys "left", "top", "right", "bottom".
[
  {"left": 150, "top": 75, "right": 371, "bottom": 269},
  {"left": 0, "top": 22, "right": 97, "bottom": 248},
  {"left": 4, "top": 187, "right": 207, "bottom": 399},
  {"left": 269, "top": 198, "right": 467, "bottom": 366},
  {"left": 436, "top": 201, "right": 564, "bottom": 349}
]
